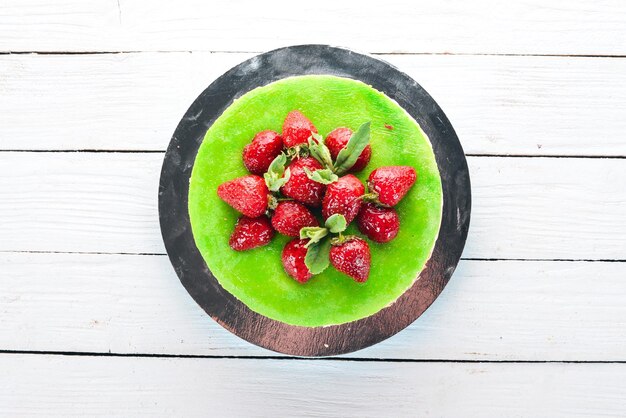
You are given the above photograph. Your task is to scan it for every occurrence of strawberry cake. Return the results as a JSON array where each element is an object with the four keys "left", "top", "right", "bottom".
[{"left": 188, "top": 75, "right": 443, "bottom": 327}]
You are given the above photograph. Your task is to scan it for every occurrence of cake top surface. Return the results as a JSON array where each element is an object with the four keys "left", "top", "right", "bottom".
[{"left": 188, "top": 75, "right": 442, "bottom": 327}]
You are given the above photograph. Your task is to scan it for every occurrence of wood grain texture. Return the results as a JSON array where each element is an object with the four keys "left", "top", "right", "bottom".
[
  {"left": 1, "top": 1, "right": 625, "bottom": 413},
  {"left": 0, "top": 153, "right": 623, "bottom": 259},
  {"left": 1, "top": 0, "right": 626, "bottom": 55},
  {"left": 2, "top": 53, "right": 626, "bottom": 155},
  {"left": 2, "top": 253, "right": 625, "bottom": 361},
  {"left": 2, "top": 354, "right": 626, "bottom": 417}
]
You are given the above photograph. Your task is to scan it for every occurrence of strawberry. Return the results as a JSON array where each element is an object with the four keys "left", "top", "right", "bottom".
[
  {"left": 217, "top": 175, "right": 269, "bottom": 218},
  {"left": 357, "top": 202, "right": 400, "bottom": 243},
  {"left": 322, "top": 174, "right": 365, "bottom": 223},
  {"left": 281, "top": 157, "right": 325, "bottom": 207},
  {"left": 325, "top": 127, "right": 372, "bottom": 172},
  {"left": 271, "top": 201, "right": 319, "bottom": 237},
  {"left": 282, "top": 110, "right": 318, "bottom": 148},
  {"left": 229, "top": 216, "right": 274, "bottom": 251},
  {"left": 367, "top": 166, "right": 417, "bottom": 207},
  {"left": 242, "top": 130, "right": 284, "bottom": 175},
  {"left": 329, "top": 237, "right": 371, "bottom": 282},
  {"left": 282, "top": 238, "right": 313, "bottom": 283}
]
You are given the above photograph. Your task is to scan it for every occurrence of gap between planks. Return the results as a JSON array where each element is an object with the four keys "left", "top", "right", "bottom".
[
  {"left": 1, "top": 150, "right": 626, "bottom": 159},
  {"left": 2, "top": 50, "right": 626, "bottom": 59},
  {"left": 1, "top": 349, "right": 625, "bottom": 364},
  {"left": 0, "top": 250, "right": 624, "bottom": 262}
]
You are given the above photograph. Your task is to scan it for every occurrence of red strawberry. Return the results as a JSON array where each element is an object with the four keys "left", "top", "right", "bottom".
[
  {"left": 357, "top": 202, "right": 400, "bottom": 243},
  {"left": 322, "top": 174, "right": 365, "bottom": 223},
  {"left": 229, "top": 216, "right": 274, "bottom": 251},
  {"left": 282, "top": 110, "right": 318, "bottom": 148},
  {"left": 271, "top": 201, "right": 319, "bottom": 237},
  {"left": 367, "top": 166, "right": 417, "bottom": 207},
  {"left": 217, "top": 175, "right": 269, "bottom": 218},
  {"left": 329, "top": 237, "right": 371, "bottom": 282},
  {"left": 282, "top": 238, "right": 313, "bottom": 283},
  {"left": 325, "top": 127, "right": 372, "bottom": 172},
  {"left": 281, "top": 157, "right": 325, "bottom": 207},
  {"left": 242, "top": 130, "right": 283, "bottom": 175}
]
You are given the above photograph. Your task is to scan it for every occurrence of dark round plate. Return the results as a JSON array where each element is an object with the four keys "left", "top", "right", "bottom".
[{"left": 159, "top": 45, "right": 471, "bottom": 356}]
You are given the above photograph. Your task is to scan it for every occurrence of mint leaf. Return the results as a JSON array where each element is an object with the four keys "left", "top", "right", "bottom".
[
  {"left": 268, "top": 153, "right": 287, "bottom": 175},
  {"left": 299, "top": 226, "right": 329, "bottom": 245},
  {"left": 304, "top": 237, "right": 331, "bottom": 274},
  {"left": 264, "top": 153, "right": 290, "bottom": 192},
  {"left": 307, "top": 134, "right": 334, "bottom": 169},
  {"left": 334, "top": 122, "right": 371, "bottom": 175},
  {"left": 324, "top": 213, "right": 347, "bottom": 233},
  {"left": 304, "top": 168, "right": 338, "bottom": 185},
  {"left": 310, "top": 132, "right": 324, "bottom": 144}
]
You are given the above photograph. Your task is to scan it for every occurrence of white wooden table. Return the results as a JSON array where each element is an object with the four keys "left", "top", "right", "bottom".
[{"left": 1, "top": 1, "right": 625, "bottom": 416}]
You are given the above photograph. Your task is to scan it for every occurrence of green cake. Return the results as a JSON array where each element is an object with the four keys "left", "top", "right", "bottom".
[{"left": 188, "top": 75, "right": 443, "bottom": 327}]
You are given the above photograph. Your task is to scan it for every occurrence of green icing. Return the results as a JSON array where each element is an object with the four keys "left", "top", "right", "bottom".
[{"left": 188, "top": 75, "right": 442, "bottom": 327}]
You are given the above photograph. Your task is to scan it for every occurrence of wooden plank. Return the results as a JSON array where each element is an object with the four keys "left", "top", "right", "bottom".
[
  {"left": 465, "top": 156, "right": 626, "bottom": 260},
  {"left": 0, "top": 153, "right": 624, "bottom": 259},
  {"left": 0, "top": 153, "right": 164, "bottom": 254},
  {"left": 1, "top": 0, "right": 626, "bottom": 55},
  {"left": 2, "top": 354, "right": 626, "bottom": 417},
  {"left": 2, "top": 253, "right": 625, "bottom": 361},
  {"left": 2, "top": 53, "right": 626, "bottom": 156},
  {"left": 0, "top": 53, "right": 248, "bottom": 152}
]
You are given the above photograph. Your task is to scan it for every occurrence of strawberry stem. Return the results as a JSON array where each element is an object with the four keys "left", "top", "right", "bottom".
[
  {"left": 287, "top": 145, "right": 309, "bottom": 160},
  {"left": 331, "top": 232, "right": 346, "bottom": 246},
  {"left": 360, "top": 192, "right": 379, "bottom": 201},
  {"left": 331, "top": 233, "right": 359, "bottom": 246},
  {"left": 267, "top": 195, "right": 279, "bottom": 210}
]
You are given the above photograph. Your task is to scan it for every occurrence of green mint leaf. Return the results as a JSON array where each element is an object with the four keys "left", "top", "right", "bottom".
[
  {"left": 281, "top": 167, "right": 291, "bottom": 185},
  {"left": 324, "top": 213, "right": 347, "bottom": 233},
  {"left": 299, "top": 226, "right": 329, "bottom": 245},
  {"left": 334, "top": 122, "right": 371, "bottom": 175},
  {"left": 304, "top": 237, "right": 332, "bottom": 274},
  {"left": 304, "top": 168, "right": 338, "bottom": 185},
  {"left": 264, "top": 154, "right": 290, "bottom": 192},
  {"left": 307, "top": 135, "right": 334, "bottom": 169},
  {"left": 268, "top": 153, "right": 287, "bottom": 175},
  {"left": 310, "top": 132, "right": 324, "bottom": 144}
]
